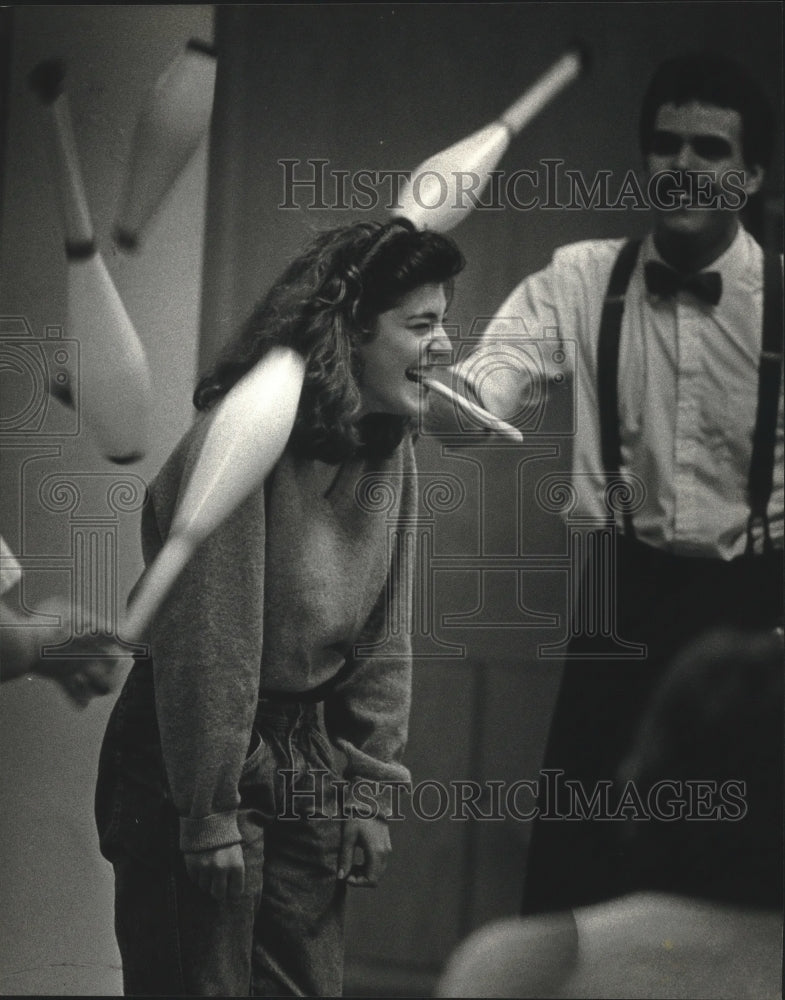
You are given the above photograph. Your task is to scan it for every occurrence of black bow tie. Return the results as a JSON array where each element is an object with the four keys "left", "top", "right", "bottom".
[{"left": 644, "top": 261, "right": 722, "bottom": 305}]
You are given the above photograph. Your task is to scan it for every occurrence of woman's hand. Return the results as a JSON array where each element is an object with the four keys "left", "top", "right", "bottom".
[
  {"left": 184, "top": 844, "right": 245, "bottom": 900},
  {"left": 337, "top": 816, "right": 391, "bottom": 887}
]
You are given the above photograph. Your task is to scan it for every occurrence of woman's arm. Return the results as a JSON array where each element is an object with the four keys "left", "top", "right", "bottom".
[
  {"left": 323, "top": 450, "right": 418, "bottom": 886},
  {"left": 324, "top": 575, "right": 412, "bottom": 888},
  {"left": 145, "top": 417, "right": 268, "bottom": 869}
]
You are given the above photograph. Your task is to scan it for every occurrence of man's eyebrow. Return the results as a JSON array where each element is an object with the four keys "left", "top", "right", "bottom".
[{"left": 653, "top": 127, "right": 733, "bottom": 139}]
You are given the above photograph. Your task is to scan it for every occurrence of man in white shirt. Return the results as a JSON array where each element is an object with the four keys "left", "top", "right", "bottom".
[{"left": 455, "top": 51, "right": 782, "bottom": 914}]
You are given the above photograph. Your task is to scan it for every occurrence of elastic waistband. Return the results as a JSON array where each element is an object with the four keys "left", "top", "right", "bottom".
[
  {"left": 259, "top": 671, "right": 341, "bottom": 704},
  {"left": 259, "top": 688, "right": 324, "bottom": 705},
  {"left": 255, "top": 697, "right": 319, "bottom": 731}
]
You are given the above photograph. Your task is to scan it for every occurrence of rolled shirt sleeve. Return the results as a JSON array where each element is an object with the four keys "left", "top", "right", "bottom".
[{"left": 452, "top": 250, "right": 579, "bottom": 420}]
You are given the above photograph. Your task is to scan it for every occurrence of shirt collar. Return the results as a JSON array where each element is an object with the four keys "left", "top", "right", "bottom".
[{"left": 640, "top": 224, "right": 759, "bottom": 290}]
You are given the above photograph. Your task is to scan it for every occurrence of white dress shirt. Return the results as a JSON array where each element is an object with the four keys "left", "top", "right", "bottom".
[
  {"left": 462, "top": 226, "right": 783, "bottom": 559},
  {"left": 0, "top": 535, "right": 22, "bottom": 595}
]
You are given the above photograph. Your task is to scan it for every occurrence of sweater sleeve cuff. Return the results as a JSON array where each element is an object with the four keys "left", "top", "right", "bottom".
[
  {"left": 179, "top": 810, "right": 242, "bottom": 852},
  {"left": 345, "top": 774, "right": 412, "bottom": 821}
]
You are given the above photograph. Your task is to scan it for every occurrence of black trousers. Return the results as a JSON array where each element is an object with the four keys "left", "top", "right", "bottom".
[{"left": 521, "top": 534, "right": 784, "bottom": 915}]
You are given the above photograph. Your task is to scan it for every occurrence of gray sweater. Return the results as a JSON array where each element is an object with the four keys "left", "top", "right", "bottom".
[{"left": 138, "top": 410, "right": 416, "bottom": 852}]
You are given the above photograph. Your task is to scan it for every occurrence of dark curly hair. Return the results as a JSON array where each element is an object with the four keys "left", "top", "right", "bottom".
[
  {"left": 639, "top": 52, "right": 775, "bottom": 170},
  {"left": 193, "top": 217, "right": 465, "bottom": 463},
  {"left": 617, "top": 627, "right": 784, "bottom": 909}
]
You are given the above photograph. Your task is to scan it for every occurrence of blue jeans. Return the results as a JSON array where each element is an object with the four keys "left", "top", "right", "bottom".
[{"left": 96, "top": 665, "right": 347, "bottom": 996}]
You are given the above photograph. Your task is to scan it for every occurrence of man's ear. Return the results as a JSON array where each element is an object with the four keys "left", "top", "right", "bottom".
[{"left": 741, "top": 163, "right": 765, "bottom": 197}]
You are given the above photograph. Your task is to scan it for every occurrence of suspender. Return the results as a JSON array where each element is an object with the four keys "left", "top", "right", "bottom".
[
  {"left": 746, "top": 251, "right": 784, "bottom": 554},
  {"left": 596, "top": 239, "right": 782, "bottom": 553}
]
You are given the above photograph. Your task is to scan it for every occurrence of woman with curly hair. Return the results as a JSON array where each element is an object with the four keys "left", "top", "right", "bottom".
[{"left": 95, "top": 217, "right": 465, "bottom": 997}]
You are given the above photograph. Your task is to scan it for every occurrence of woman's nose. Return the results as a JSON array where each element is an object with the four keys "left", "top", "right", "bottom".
[{"left": 425, "top": 326, "right": 453, "bottom": 367}]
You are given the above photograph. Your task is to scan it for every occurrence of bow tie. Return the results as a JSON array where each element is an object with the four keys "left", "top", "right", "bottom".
[{"left": 644, "top": 261, "right": 722, "bottom": 305}]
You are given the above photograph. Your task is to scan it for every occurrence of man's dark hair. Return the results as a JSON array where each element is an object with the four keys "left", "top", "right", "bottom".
[
  {"left": 639, "top": 52, "right": 775, "bottom": 169},
  {"left": 617, "top": 628, "right": 783, "bottom": 910}
]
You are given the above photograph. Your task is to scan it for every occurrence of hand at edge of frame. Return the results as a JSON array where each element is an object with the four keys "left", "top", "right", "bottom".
[
  {"left": 337, "top": 815, "right": 391, "bottom": 888},
  {"left": 184, "top": 843, "right": 246, "bottom": 901}
]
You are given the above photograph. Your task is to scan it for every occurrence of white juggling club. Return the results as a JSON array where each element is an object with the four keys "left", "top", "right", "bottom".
[
  {"left": 121, "top": 346, "right": 306, "bottom": 641},
  {"left": 29, "top": 59, "right": 153, "bottom": 463},
  {"left": 395, "top": 41, "right": 591, "bottom": 232},
  {"left": 113, "top": 39, "right": 217, "bottom": 252}
]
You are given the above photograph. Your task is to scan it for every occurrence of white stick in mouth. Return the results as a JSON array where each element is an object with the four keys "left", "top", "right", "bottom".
[{"left": 410, "top": 371, "right": 523, "bottom": 442}]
